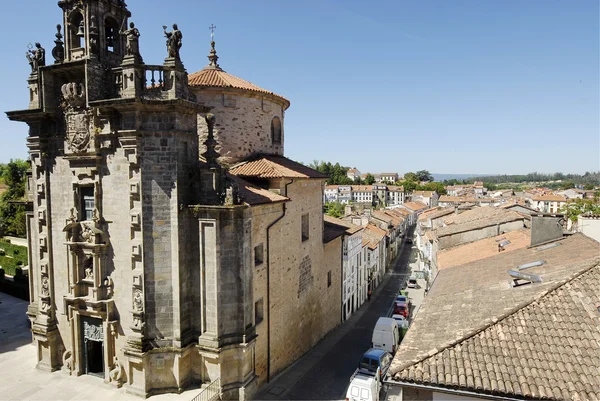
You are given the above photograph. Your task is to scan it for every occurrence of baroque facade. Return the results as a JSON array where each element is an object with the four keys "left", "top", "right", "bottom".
[{"left": 7, "top": 1, "right": 341, "bottom": 399}]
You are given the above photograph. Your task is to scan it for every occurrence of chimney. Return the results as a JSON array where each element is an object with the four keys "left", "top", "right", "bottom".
[{"left": 530, "top": 214, "right": 564, "bottom": 247}]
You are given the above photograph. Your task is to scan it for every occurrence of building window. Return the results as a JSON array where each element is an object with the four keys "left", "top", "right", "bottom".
[
  {"left": 327, "top": 270, "right": 332, "bottom": 287},
  {"left": 255, "top": 298, "right": 264, "bottom": 325},
  {"left": 301, "top": 213, "right": 309, "bottom": 242},
  {"left": 271, "top": 116, "right": 282, "bottom": 144},
  {"left": 254, "top": 243, "right": 264, "bottom": 266},
  {"left": 80, "top": 186, "right": 95, "bottom": 221}
]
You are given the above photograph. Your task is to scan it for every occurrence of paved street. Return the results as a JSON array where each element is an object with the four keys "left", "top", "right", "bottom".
[
  {"left": 0, "top": 293, "right": 198, "bottom": 401},
  {"left": 254, "top": 228, "right": 425, "bottom": 401}
]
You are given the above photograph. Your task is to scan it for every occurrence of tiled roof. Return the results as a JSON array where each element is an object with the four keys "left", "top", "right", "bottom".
[
  {"left": 532, "top": 194, "right": 567, "bottom": 202},
  {"left": 188, "top": 66, "right": 290, "bottom": 107},
  {"left": 435, "top": 207, "right": 525, "bottom": 237},
  {"left": 402, "top": 201, "right": 429, "bottom": 212},
  {"left": 412, "top": 191, "right": 435, "bottom": 197},
  {"left": 323, "top": 215, "right": 363, "bottom": 235},
  {"left": 229, "top": 155, "right": 327, "bottom": 179},
  {"left": 423, "top": 208, "right": 455, "bottom": 221},
  {"left": 437, "top": 229, "right": 531, "bottom": 270},
  {"left": 388, "top": 185, "right": 405, "bottom": 192},
  {"left": 229, "top": 175, "right": 289, "bottom": 206},
  {"left": 363, "top": 224, "right": 386, "bottom": 249},
  {"left": 323, "top": 220, "right": 347, "bottom": 244},
  {"left": 390, "top": 234, "right": 600, "bottom": 401}
]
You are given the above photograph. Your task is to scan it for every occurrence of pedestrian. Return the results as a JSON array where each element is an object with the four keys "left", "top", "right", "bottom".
[{"left": 367, "top": 289, "right": 372, "bottom": 301}]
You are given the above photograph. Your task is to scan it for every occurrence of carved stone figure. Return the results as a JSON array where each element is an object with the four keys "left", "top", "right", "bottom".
[
  {"left": 84, "top": 255, "right": 94, "bottom": 280},
  {"left": 83, "top": 320, "right": 103, "bottom": 342},
  {"left": 41, "top": 276, "right": 50, "bottom": 296},
  {"left": 163, "top": 24, "right": 182, "bottom": 59},
  {"left": 121, "top": 22, "right": 140, "bottom": 56},
  {"left": 133, "top": 289, "right": 143, "bottom": 312},
  {"left": 62, "top": 350, "right": 73, "bottom": 373},
  {"left": 26, "top": 42, "right": 46, "bottom": 72},
  {"left": 109, "top": 358, "right": 124, "bottom": 385}
]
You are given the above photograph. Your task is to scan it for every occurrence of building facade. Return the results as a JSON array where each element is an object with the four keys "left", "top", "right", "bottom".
[{"left": 6, "top": 1, "right": 341, "bottom": 399}]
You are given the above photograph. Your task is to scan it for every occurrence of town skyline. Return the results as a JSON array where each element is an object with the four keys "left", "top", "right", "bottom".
[{"left": 1, "top": 0, "right": 598, "bottom": 174}]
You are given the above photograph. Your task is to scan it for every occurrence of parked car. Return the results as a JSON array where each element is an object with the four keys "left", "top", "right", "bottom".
[
  {"left": 394, "top": 302, "right": 409, "bottom": 319},
  {"left": 391, "top": 314, "right": 409, "bottom": 330},
  {"left": 346, "top": 369, "right": 381, "bottom": 401},
  {"left": 357, "top": 348, "right": 393, "bottom": 380},
  {"left": 371, "top": 317, "right": 400, "bottom": 353},
  {"left": 407, "top": 276, "right": 418, "bottom": 289},
  {"left": 395, "top": 295, "right": 409, "bottom": 305}
]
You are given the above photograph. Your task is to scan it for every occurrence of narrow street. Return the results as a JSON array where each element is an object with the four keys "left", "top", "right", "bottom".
[{"left": 254, "top": 228, "right": 421, "bottom": 401}]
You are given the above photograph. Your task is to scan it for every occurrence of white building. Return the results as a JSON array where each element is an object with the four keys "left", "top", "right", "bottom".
[{"left": 530, "top": 194, "right": 567, "bottom": 213}]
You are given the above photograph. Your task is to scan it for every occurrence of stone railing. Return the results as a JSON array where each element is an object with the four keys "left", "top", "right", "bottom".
[
  {"left": 144, "top": 65, "right": 166, "bottom": 91},
  {"left": 112, "top": 64, "right": 170, "bottom": 100},
  {"left": 190, "top": 377, "right": 220, "bottom": 401}
]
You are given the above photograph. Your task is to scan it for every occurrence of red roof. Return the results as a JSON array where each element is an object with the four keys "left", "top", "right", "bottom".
[
  {"left": 188, "top": 66, "right": 290, "bottom": 108},
  {"left": 229, "top": 155, "right": 328, "bottom": 179}
]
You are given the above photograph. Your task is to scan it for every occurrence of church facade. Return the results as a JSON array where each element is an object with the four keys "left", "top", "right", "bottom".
[{"left": 6, "top": 0, "right": 342, "bottom": 399}]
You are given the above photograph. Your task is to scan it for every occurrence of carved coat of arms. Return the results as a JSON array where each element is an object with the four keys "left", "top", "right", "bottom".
[
  {"left": 60, "top": 82, "right": 99, "bottom": 154},
  {"left": 65, "top": 111, "right": 92, "bottom": 152}
]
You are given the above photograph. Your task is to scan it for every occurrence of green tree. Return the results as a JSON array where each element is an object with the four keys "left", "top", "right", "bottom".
[
  {"left": 560, "top": 181, "right": 575, "bottom": 190},
  {"left": 365, "top": 174, "right": 375, "bottom": 185},
  {"left": 403, "top": 172, "right": 418, "bottom": 182},
  {"left": 0, "top": 159, "right": 29, "bottom": 237},
  {"left": 325, "top": 201, "right": 345, "bottom": 218},
  {"left": 415, "top": 170, "right": 434, "bottom": 182},
  {"left": 561, "top": 198, "right": 600, "bottom": 225}
]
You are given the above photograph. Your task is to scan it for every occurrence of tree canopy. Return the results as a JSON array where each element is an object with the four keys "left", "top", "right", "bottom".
[
  {"left": 0, "top": 159, "right": 29, "bottom": 237},
  {"left": 308, "top": 160, "right": 354, "bottom": 185}
]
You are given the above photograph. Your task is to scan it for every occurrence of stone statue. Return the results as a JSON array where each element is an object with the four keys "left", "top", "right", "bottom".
[
  {"left": 120, "top": 22, "right": 140, "bottom": 56},
  {"left": 133, "top": 289, "right": 143, "bottom": 312},
  {"left": 163, "top": 24, "right": 182, "bottom": 59},
  {"left": 26, "top": 42, "right": 46, "bottom": 72}
]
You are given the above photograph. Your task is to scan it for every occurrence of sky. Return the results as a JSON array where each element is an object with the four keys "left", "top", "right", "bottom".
[{"left": 0, "top": 0, "right": 598, "bottom": 175}]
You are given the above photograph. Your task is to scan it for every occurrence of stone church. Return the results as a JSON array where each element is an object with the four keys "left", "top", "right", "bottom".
[{"left": 6, "top": 0, "right": 342, "bottom": 399}]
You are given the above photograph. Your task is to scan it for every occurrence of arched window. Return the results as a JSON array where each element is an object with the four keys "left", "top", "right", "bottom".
[
  {"left": 69, "top": 11, "right": 84, "bottom": 50},
  {"left": 271, "top": 116, "right": 282, "bottom": 145},
  {"left": 105, "top": 17, "right": 120, "bottom": 53}
]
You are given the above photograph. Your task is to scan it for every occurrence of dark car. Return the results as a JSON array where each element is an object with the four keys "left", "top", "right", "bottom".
[
  {"left": 406, "top": 238, "right": 413, "bottom": 244},
  {"left": 358, "top": 348, "right": 393, "bottom": 379}
]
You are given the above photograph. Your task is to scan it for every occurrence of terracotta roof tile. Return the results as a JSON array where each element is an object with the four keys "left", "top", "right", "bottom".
[
  {"left": 188, "top": 66, "right": 289, "bottom": 107},
  {"left": 228, "top": 175, "right": 289, "bottom": 205},
  {"left": 323, "top": 215, "right": 363, "bottom": 235},
  {"left": 402, "top": 201, "right": 429, "bottom": 211},
  {"left": 532, "top": 195, "right": 567, "bottom": 202},
  {"left": 229, "top": 155, "right": 328, "bottom": 179},
  {"left": 437, "top": 229, "right": 531, "bottom": 270},
  {"left": 323, "top": 220, "right": 347, "bottom": 243},
  {"left": 390, "top": 234, "right": 600, "bottom": 401}
]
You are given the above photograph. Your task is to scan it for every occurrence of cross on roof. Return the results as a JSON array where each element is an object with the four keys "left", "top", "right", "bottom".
[{"left": 209, "top": 24, "right": 216, "bottom": 39}]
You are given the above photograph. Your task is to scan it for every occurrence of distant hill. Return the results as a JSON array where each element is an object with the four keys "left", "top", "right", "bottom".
[{"left": 432, "top": 173, "right": 495, "bottom": 182}]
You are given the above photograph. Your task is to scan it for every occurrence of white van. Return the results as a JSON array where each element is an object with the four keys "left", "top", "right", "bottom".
[
  {"left": 372, "top": 317, "right": 400, "bottom": 354},
  {"left": 346, "top": 369, "right": 381, "bottom": 401}
]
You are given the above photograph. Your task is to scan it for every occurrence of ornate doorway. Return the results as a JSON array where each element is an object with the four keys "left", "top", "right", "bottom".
[{"left": 81, "top": 316, "right": 104, "bottom": 376}]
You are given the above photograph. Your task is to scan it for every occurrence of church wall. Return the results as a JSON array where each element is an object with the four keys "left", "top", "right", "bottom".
[
  {"left": 139, "top": 126, "right": 197, "bottom": 347},
  {"left": 250, "top": 202, "right": 286, "bottom": 387},
  {"left": 195, "top": 90, "right": 285, "bottom": 166},
  {"left": 267, "top": 178, "right": 341, "bottom": 378}
]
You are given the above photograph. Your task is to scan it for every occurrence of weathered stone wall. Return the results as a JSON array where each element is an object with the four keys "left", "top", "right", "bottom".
[
  {"left": 194, "top": 90, "right": 285, "bottom": 166},
  {"left": 250, "top": 202, "right": 285, "bottom": 387},
  {"left": 140, "top": 127, "right": 197, "bottom": 346},
  {"left": 266, "top": 178, "right": 341, "bottom": 378}
]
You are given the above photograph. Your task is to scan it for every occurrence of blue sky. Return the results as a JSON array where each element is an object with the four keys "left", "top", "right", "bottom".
[{"left": 0, "top": 0, "right": 598, "bottom": 175}]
